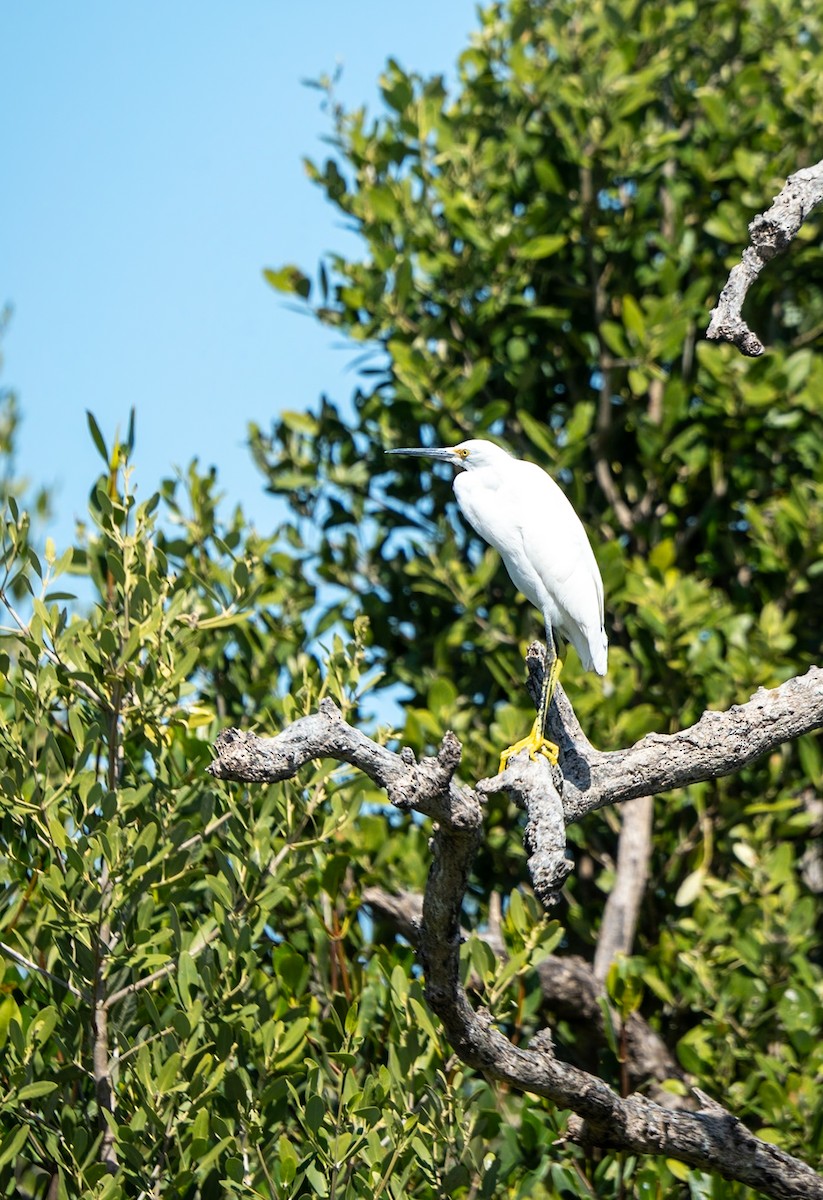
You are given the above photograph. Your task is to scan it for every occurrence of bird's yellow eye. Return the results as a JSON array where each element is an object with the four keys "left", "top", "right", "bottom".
[{"left": 456, "top": 447, "right": 470, "bottom": 459}]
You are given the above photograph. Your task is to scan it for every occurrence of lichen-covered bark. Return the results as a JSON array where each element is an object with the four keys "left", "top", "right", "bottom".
[
  {"left": 208, "top": 662, "right": 823, "bottom": 1199},
  {"left": 706, "top": 160, "right": 823, "bottom": 355}
]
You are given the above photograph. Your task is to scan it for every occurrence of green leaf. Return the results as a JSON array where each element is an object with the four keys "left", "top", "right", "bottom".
[
  {"left": 674, "top": 868, "right": 706, "bottom": 907},
  {"left": 155, "top": 1053, "right": 182, "bottom": 1093},
  {"left": 177, "top": 950, "right": 199, "bottom": 1002},
  {"left": 305, "top": 1093, "right": 326, "bottom": 1136},
  {"left": 0, "top": 1125, "right": 28, "bottom": 1169},
  {"left": 622, "top": 294, "right": 645, "bottom": 341},
  {"left": 278, "top": 1016, "right": 310, "bottom": 1060},
  {"left": 262, "top": 265, "right": 311, "bottom": 299},
  {"left": 304, "top": 1162, "right": 329, "bottom": 1197},
  {"left": 279, "top": 1135, "right": 298, "bottom": 1184},
  {"left": 666, "top": 1158, "right": 692, "bottom": 1182},
  {"left": 17, "top": 1080, "right": 58, "bottom": 1101},
  {"left": 517, "top": 234, "right": 567, "bottom": 260},
  {"left": 0, "top": 997, "right": 22, "bottom": 1050},
  {"left": 86, "top": 410, "right": 109, "bottom": 464},
  {"left": 507, "top": 888, "right": 529, "bottom": 936}
]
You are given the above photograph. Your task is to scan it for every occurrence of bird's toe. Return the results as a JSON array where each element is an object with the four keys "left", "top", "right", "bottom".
[{"left": 498, "top": 719, "right": 559, "bottom": 772}]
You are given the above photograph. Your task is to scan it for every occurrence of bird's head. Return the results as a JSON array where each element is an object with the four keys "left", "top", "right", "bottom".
[{"left": 386, "top": 438, "right": 511, "bottom": 472}]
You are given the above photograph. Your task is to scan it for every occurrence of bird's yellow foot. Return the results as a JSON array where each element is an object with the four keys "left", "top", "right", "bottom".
[{"left": 498, "top": 717, "right": 559, "bottom": 774}]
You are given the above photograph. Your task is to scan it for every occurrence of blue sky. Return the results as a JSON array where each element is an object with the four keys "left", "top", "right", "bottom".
[{"left": 2, "top": 3, "right": 480, "bottom": 552}]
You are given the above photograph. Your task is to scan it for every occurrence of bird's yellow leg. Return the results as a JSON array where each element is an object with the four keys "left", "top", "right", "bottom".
[
  {"left": 498, "top": 653, "right": 564, "bottom": 773},
  {"left": 498, "top": 716, "right": 559, "bottom": 773}
]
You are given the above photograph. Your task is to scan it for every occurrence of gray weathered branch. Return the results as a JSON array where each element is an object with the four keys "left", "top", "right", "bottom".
[
  {"left": 706, "top": 159, "right": 823, "bottom": 355},
  {"left": 208, "top": 712, "right": 474, "bottom": 828},
  {"left": 593, "top": 794, "right": 654, "bottom": 984},
  {"left": 208, "top": 665, "right": 823, "bottom": 1198},
  {"left": 537, "top": 653, "right": 823, "bottom": 823},
  {"left": 363, "top": 884, "right": 688, "bottom": 1106}
]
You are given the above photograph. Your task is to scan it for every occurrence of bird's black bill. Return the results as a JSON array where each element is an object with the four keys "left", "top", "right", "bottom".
[{"left": 386, "top": 447, "right": 455, "bottom": 460}]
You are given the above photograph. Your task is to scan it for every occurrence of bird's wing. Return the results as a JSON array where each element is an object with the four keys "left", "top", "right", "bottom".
[
  {"left": 506, "top": 463, "right": 607, "bottom": 671},
  {"left": 454, "top": 460, "right": 606, "bottom": 667},
  {"left": 454, "top": 471, "right": 529, "bottom": 562},
  {"left": 510, "top": 462, "right": 598, "bottom": 570}
]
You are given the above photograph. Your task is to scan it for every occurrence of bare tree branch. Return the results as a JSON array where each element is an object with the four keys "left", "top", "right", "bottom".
[
  {"left": 534, "top": 954, "right": 689, "bottom": 1106},
  {"left": 478, "top": 753, "right": 573, "bottom": 909},
  {"left": 593, "top": 794, "right": 653, "bottom": 983},
  {"left": 208, "top": 707, "right": 473, "bottom": 827},
  {"left": 209, "top": 669, "right": 823, "bottom": 1198},
  {"left": 706, "top": 159, "right": 823, "bottom": 355},
  {"left": 362, "top": 885, "right": 423, "bottom": 945},
  {"left": 363, "top": 884, "right": 688, "bottom": 1105},
  {"left": 537, "top": 654, "right": 823, "bottom": 822}
]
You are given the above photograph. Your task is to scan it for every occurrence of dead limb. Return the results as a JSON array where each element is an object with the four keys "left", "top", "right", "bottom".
[
  {"left": 208, "top": 661, "right": 823, "bottom": 1199},
  {"left": 706, "top": 160, "right": 823, "bottom": 355}
]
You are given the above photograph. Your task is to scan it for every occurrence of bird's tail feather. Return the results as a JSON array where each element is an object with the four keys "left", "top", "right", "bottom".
[{"left": 577, "top": 628, "right": 608, "bottom": 676}]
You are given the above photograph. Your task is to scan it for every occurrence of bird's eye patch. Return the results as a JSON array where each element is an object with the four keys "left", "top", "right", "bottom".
[{"left": 457, "top": 447, "right": 470, "bottom": 459}]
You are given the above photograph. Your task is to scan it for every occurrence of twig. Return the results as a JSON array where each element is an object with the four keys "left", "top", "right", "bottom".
[
  {"left": 0, "top": 586, "right": 104, "bottom": 708},
  {"left": 104, "top": 925, "right": 221, "bottom": 1010},
  {"left": 177, "top": 810, "right": 233, "bottom": 853},
  {"left": 0, "top": 940, "right": 85, "bottom": 1000},
  {"left": 92, "top": 862, "right": 117, "bottom": 1174}
]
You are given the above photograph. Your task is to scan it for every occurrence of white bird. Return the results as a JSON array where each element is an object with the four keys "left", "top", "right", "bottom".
[{"left": 387, "top": 438, "right": 607, "bottom": 772}]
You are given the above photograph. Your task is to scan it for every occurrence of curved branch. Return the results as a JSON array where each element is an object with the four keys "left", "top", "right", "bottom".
[
  {"left": 209, "top": 670, "right": 823, "bottom": 1197},
  {"left": 208, "top": 702, "right": 475, "bottom": 828},
  {"left": 552, "top": 664, "right": 823, "bottom": 822},
  {"left": 480, "top": 647, "right": 823, "bottom": 823},
  {"left": 706, "top": 159, "right": 823, "bottom": 355},
  {"left": 363, "top": 884, "right": 688, "bottom": 1104}
]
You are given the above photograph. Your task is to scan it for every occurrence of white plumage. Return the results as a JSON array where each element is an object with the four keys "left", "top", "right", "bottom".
[
  {"left": 388, "top": 437, "right": 607, "bottom": 770},
  {"left": 450, "top": 440, "right": 607, "bottom": 676}
]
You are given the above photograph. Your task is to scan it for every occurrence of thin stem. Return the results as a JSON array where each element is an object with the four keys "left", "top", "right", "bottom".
[
  {"left": 104, "top": 925, "right": 221, "bottom": 1010},
  {"left": 0, "top": 940, "right": 84, "bottom": 999},
  {"left": 0, "top": 585, "right": 104, "bottom": 707},
  {"left": 177, "top": 810, "right": 233, "bottom": 853},
  {"left": 93, "top": 859, "right": 117, "bottom": 1173}
]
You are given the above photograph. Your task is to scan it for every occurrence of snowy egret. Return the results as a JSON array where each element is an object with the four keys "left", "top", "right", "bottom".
[{"left": 387, "top": 439, "right": 607, "bottom": 772}]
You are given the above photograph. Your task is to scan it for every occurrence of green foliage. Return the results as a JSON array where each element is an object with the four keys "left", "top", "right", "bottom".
[
  {"left": 0, "top": 314, "right": 52, "bottom": 591},
  {"left": 1, "top": 419, "right": 589, "bottom": 1197},
  {"left": 3, "top": 0, "right": 823, "bottom": 1195},
  {"left": 0, "top": 434, "right": 360, "bottom": 1191},
  {"left": 248, "top": 0, "right": 823, "bottom": 1192}
]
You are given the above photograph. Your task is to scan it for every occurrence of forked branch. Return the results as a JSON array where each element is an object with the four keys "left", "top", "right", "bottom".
[{"left": 208, "top": 664, "right": 823, "bottom": 1199}]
